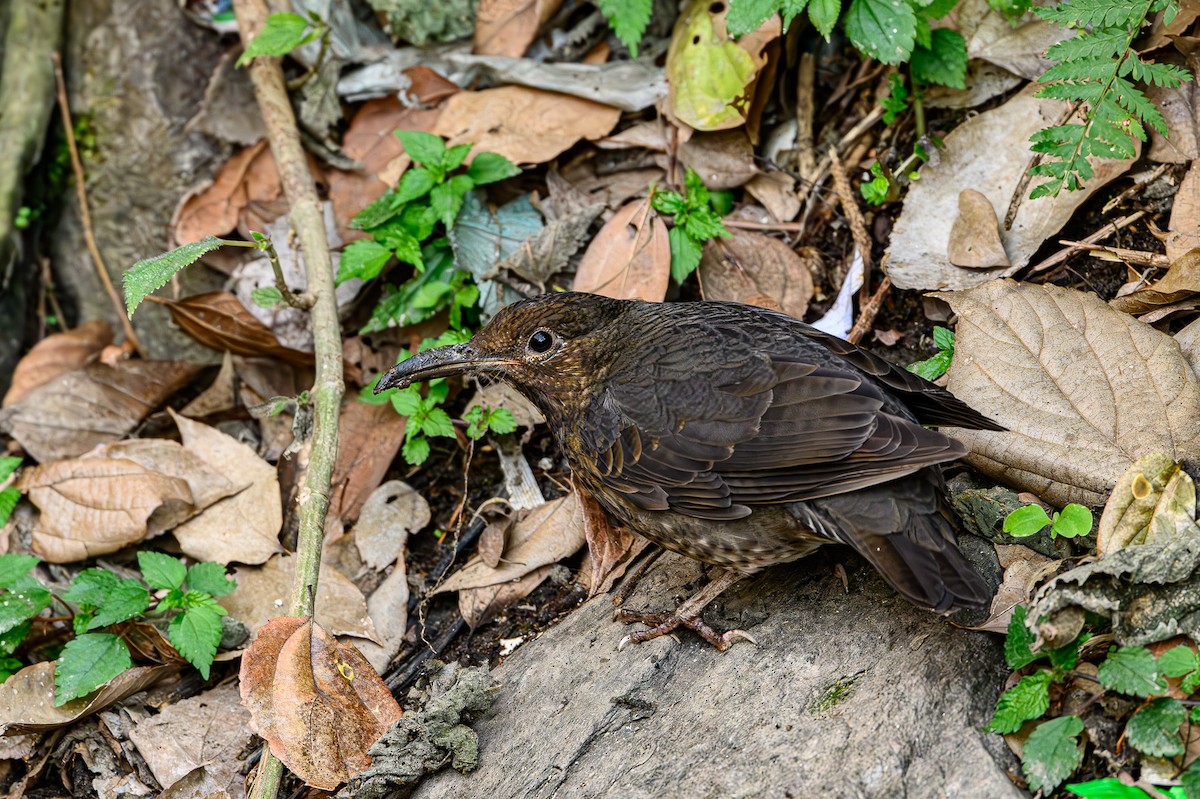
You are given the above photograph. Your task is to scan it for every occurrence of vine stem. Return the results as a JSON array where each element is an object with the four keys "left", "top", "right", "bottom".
[{"left": 232, "top": 1, "right": 345, "bottom": 797}]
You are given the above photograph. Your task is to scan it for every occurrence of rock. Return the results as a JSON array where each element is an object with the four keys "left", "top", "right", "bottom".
[{"left": 412, "top": 551, "right": 1021, "bottom": 799}]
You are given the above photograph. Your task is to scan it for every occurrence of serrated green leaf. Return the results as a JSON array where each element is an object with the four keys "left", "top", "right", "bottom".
[
  {"left": 1004, "top": 606, "right": 1041, "bottom": 669},
  {"left": 598, "top": 0, "right": 653, "bottom": 56},
  {"left": 1052, "top": 504, "right": 1093, "bottom": 538},
  {"left": 336, "top": 239, "right": 393, "bottom": 286},
  {"left": 1022, "top": 715, "right": 1084, "bottom": 793},
  {"left": 780, "top": 0, "right": 810, "bottom": 28},
  {"left": 251, "top": 286, "right": 283, "bottom": 308},
  {"left": 444, "top": 143, "right": 473, "bottom": 172},
  {"left": 844, "top": 0, "right": 917, "bottom": 66},
  {"left": 651, "top": 191, "right": 685, "bottom": 216},
  {"left": 185, "top": 562, "right": 236, "bottom": 597},
  {"left": 168, "top": 603, "right": 224, "bottom": 679},
  {"left": 431, "top": 175, "right": 475, "bottom": 228},
  {"left": 683, "top": 206, "right": 730, "bottom": 241},
  {"left": 421, "top": 407, "right": 455, "bottom": 438},
  {"left": 351, "top": 168, "right": 438, "bottom": 230},
  {"left": 138, "top": 551, "right": 186, "bottom": 591},
  {"left": 374, "top": 223, "right": 424, "bottom": 270},
  {"left": 124, "top": 236, "right": 223, "bottom": 318},
  {"left": 1158, "top": 645, "right": 1199, "bottom": 678},
  {"left": 727, "top": 0, "right": 781, "bottom": 36},
  {"left": 808, "top": 0, "right": 841, "bottom": 37},
  {"left": 466, "top": 152, "right": 521, "bottom": 185},
  {"left": 1126, "top": 697, "right": 1186, "bottom": 757},
  {"left": 63, "top": 568, "right": 119, "bottom": 609},
  {"left": 487, "top": 408, "right": 517, "bottom": 435},
  {"left": 1048, "top": 639, "right": 1081, "bottom": 673},
  {"left": 1066, "top": 778, "right": 1156, "bottom": 798},
  {"left": 397, "top": 131, "right": 447, "bottom": 167},
  {"left": 1004, "top": 504, "right": 1052, "bottom": 537},
  {"left": 911, "top": 28, "right": 967, "bottom": 89},
  {"left": 1098, "top": 646, "right": 1167, "bottom": 697},
  {"left": 402, "top": 434, "right": 431, "bottom": 465},
  {"left": 987, "top": 670, "right": 1052, "bottom": 733},
  {"left": 669, "top": 227, "right": 703, "bottom": 284},
  {"left": 0, "top": 656, "right": 23, "bottom": 683},
  {"left": 1181, "top": 757, "right": 1200, "bottom": 799},
  {"left": 88, "top": 580, "right": 150, "bottom": 630},
  {"left": 906, "top": 349, "right": 953, "bottom": 381},
  {"left": 55, "top": 633, "right": 131, "bottom": 705},
  {"left": 0, "top": 620, "right": 30, "bottom": 656},
  {"left": 236, "top": 13, "right": 313, "bottom": 66},
  {"left": 390, "top": 386, "right": 423, "bottom": 417},
  {"left": 0, "top": 554, "right": 39, "bottom": 589},
  {"left": 0, "top": 457, "right": 21, "bottom": 483},
  {"left": 0, "top": 577, "right": 51, "bottom": 636},
  {"left": 931, "top": 325, "right": 954, "bottom": 351}
]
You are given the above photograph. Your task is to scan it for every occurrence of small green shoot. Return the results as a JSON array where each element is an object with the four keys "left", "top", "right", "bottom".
[
  {"left": 1003, "top": 503, "right": 1093, "bottom": 539},
  {"left": 236, "top": 11, "right": 326, "bottom": 66},
  {"left": 464, "top": 405, "right": 518, "bottom": 440},
  {"left": 907, "top": 325, "right": 954, "bottom": 381},
  {"left": 0, "top": 457, "right": 23, "bottom": 529},
  {"left": 650, "top": 168, "right": 731, "bottom": 283}
]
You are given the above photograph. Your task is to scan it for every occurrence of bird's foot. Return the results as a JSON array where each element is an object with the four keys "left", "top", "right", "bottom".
[{"left": 614, "top": 606, "right": 758, "bottom": 651}]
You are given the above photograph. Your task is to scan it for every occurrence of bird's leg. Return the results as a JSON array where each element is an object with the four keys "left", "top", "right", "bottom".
[
  {"left": 615, "top": 568, "right": 758, "bottom": 651},
  {"left": 611, "top": 546, "right": 664, "bottom": 607}
]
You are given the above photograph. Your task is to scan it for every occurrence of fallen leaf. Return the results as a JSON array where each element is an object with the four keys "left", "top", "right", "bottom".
[
  {"left": 475, "top": 506, "right": 514, "bottom": 569},
  {"left": 328, "top": 400, "right": 409, "bottom": 529},
  {"left": 698, "top": 230, "right": 814, "bottom": 319},
  {"left": 744, "top": 172, "right": 800, "bottom": 223},
  {"left": 152, "top": 292, "right": 316, "bottom": 368},
  {"left": 3, "top": 321, "right": 114, "bottom": 407},
  {"left": 677, "top": 130, "right": 759, "bottom": 189},
  {"left": 437, "top": 492, "right": 586, "bottom": 592},
  {"left": 577, "top": 488, "right": 649, "bottom": 599},
  {"left": 127, "top": 682, "right": 254, "bottom": 797},
  {"left": 473, "top": 0, "right": 560, "bottom": 57},
  {"left": 458, "top": 564, "right": 556, "bottom": 628},
  {"left": 497, "top": 202, "right": 604, "bottom": 287},
  {"left": 156, "top": 765, "right": 236, "bottom": 799},
  {"left": 18, "top": 458, "right": 192, "bottom": 562},
  {"left": 1146, "top": 70, "right": 1200, "bottom": 164},
  {"left": 973, "top": 544, "right": 1057, "bottom": 633},
  {"left": 173, "top": 141, "right": 277, "bottom": 245},
  {"left": 0, "top": 662, "right": 178, "bottom": 734},
  {"left": 1110, "top": 249, "right": 1200, "bottom": 315},
  {"left": 1097, "top": 454, "right": 1198, "bottom": 557},
  {"left": 352, "top": 480, "right": 429, "bottom": 571},
  {"left": 1167, "top": 162, "right": 1200, "bottom": 262},
  {"left": 573, "top": 199, "right": 670, "bottom": 301},
  {"left": 1178, "top": 316, "right": 1200, "bottom": 377},
  {"left": 937, "top": 280, "right": 1200, "bottom": 507},
  {"left": 220, "top": 554, "right": 377, "bottom": 640},
  {"left": 356, "top": 560, "right": 412, "bottom": 674},
  {"left": 947, "top": 188, "right": 1010, "bottom": 268},
  {"left": 956, "top": 0, "right": 1066, "bottom": 80},
  {"left": 400, "top": 66, "right": 461, "bottom": 105},
  {"left": 449, "top": 193, "right": 544, "bottom": 318},
  {"left": 239, "top": 617, "right": 402, "bottom": 790},
  {"left": 432, "top": 86, "right": 620, "bottom": 165},
  {"left": 179, "top": 352, "right": 237, "bottom": 418},
  {"left": 0, "top": 360, "right": 200, "bottom": 463},
  {"left": 169, "top": 411, "right": 283, "bottom": 565},
  {"left": 665, "top": 0, "right": 779, "bottom": 131},
  {"left": 597, "top": 120, "right": 670, "bottom": 152},
  {"left": 889, "top": 85, "right": 1139, "bottom": 290}
]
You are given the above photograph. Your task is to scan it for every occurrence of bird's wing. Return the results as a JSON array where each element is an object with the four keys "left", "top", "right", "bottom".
[{"left": 582, "top": 347, "right": 966, "bottom": 521}]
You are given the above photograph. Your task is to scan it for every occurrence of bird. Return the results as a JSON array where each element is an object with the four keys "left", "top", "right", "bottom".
[{"left": 376, "top": 292, "right": 1001, "bottom": 649}]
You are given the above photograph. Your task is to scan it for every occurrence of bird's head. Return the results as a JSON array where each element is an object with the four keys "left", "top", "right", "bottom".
[{"left": 374, "top": 292, "right": 630, "bottom": 418}]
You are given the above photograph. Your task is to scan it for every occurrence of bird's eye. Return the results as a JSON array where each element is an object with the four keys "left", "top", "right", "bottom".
[{"left": 527, "top": 329, "right": 555, "bottom": 354}]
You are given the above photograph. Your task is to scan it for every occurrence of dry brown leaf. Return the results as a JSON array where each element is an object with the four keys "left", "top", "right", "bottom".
[
  {"left": 401, "top": 66, "right": 461, "bottom": 105},
  {"left": 974, "top": 544, "right": 1057, "bottom": 633},
  {"left": 3, "top": 321, "right": 114, "bottom": 407},
  {"left": 169, "top": 411, "right": 283, "bottom": 565},
  {"left": 0, "top": 359, "right": 199, "bottom": 463},
  {"left": 473, "top": 0, "right": 560, "bottom": 57},
  {"left": 698, "top": 231, "right": 814, "bottom": 320},
  {"left": 220, "top": 554, "right": 377, "bottom": 640},
  {"left": 127, "top": 682, "right": 254, "bottom": 797},
  {"left": 152, "top": 291, "right": 316, "bottom": 368},
  {"left": 1096, "top": 454, "right": 1198, "bottom": 557},
  {"left": 947, "top": 189, "right": 1010, "bottom": 268},
  {"left": 1110, "top": 249, "right": 1200, "bottom": 315},
  {"left": 0, "top": 662, "right": 178, "bottom": 734},
  {"left": 744, "top": 172, "right": 800, "bottom": 223},
  {"left": 476, "top": 508, "right": 514, "bottom": 569},
  {"left": 1179, "top": 316, "right": 1200, "bottom": 377},
  {"left": 578, "top": 488, "right": 649, "bottom": 599},
  {"left": 438, "top": 492, "right": 587, "bottom": 592},
  {"left": 179, "top": 352, "right": 237, "bottom": 418},
  {"left": 240, "top": 617, "right": 402, "bottom": 790},
  {"left": 1167, "top": 161, "right": 1200, "bottom": 262},
  {"left": 558, "top": 163, "right": 664, "bottom": 210},
  {"left": 1146, "top": 71, "right": 1200, "bottom": 164},
  {"left": 328, "top": 400, "right": 408, "bottom": 529},
  {"left": 173, "top": 141, "right": 274, "bottom": 245},
  {"left": 956, "top": 0, "right": 1066, "bottom": 80},
  {"left": 432, "top": 86, "right": 620, "bottom": 166},
  {"left": 596, "top": 120, "right": 670, "bottom": 152},
  {"left": 458, "top": 563, "right": 556, "bottom": 628},
  {"left": 937, "top": 280, "right": 1200, "bottom": 507},
  {"left": 678, "top": 130, "right": 759, "bottom": 189},
  {"left": 573, "top": 199, "right": 670, "bottom": 301},
  {"left": 18, "top": 458, "right": 193, "bottom": 562},
  {"left": 356, "top": 562, "right": 412, "bottom": 674},
  {"left": 352, "top": 480, "right": 429, "bottom": 571}
]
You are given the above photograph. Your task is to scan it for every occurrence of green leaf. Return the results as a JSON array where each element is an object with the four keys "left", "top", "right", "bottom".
[
  {"left": 844, "top": 0, "right": 917, "bottom": 66},
  {"left": 444, "top": 143, "right": 473, "bottom": 172},
  {"left": 0, "top": 554, "right": 39, "bottom": 588},
  {"left": 402, "top": 434, "right": 431, "bottom": 465},
  {"left": 64, "top": 568, "right": 118, "bottom": 608},
  {"left": 669, "top": 227, "right": 704, "bottom": 284},
  {"left": 597, "top": 0, "right": 653, "bottom": 56},
  {"left": 1052, "top": 504, "right": 1093, "bottom": 538},
  {"left": 0, "top": 621, "right": 30, "bottom": 656},
  {"left": 1180, "top": 758, "right": 1200, "bottom": 799},
  {"left": 87, "top": 580, "right": 151, "bottom": 630},
  {"left": 236, "top": 13, "right": 314, "bottom": 66},
  {"left": 683, "top": 206, "right": 730, "bottom": 241},
  {"left": 55, "top": 633, "right": 131, "bottom": 705},
  {"left": 373, "top": 223, "right": 425, "bottom": 270},
  {"left": 124, "top": 235, "right": 223, "bottom": 318},
  {"left": 0, "top": 577, "right": 51, "bottom": 636},
  {"left": 138, "top": 551, "right": 187, "bottom": 591},
  {"left": 251, "top": 286, "right": 283, "bottom": 308},
  {"left": 421, "top": 407, "right": 456, "bottom": 438},
  {"left": 987, "top": 670, "right": 1052, "bottom": 733},
  {"left": 185, "top": 562, "right": 237, "bottom": 597},
  {"left": 1098, "top": 646, "right": 1167, "bottom": 697},
  {"left": 1048, "top": 638, "right": 1081, "bottom": 673},
  {"left": 931, "top": 325, "right": 954, "bottom": 351},
  {"left": 727, "top": 0, "right": 781, "bottom": 36},
  {"left": 0, "top": 656, "right": 23, "bottom": 683},
  {"left": 0, "top": 457, "right": 21, "bottom": 483},
  {"left": 336, "top": 239, "right": 393, "bottom": 286},
  {"left": 651, "top": 190, "right": 686, "bottom": 216},
  {"left": 430, "top": 175, "right": 476, "bottom": 228},
  {"left": 168, "top": 602, "right": 224, "bottom": 679},
  {"left": 1022, "top": 715, "right": 1084, "bottom": 794},
  {"left": 1003, "top": 504, "right": 1052, "bottom": 537},
  {"left": 1156, "top": 645, "right": 1199, "bottom": 678},
  {"left": 808, "top": 0, "right": 842, "bottom": 37},
  {"left": 1125, "top": 697, "right": 1186, "bottom": 757},
  {"left": 397, "top": 131, "right": 446, "bottom": 168},
  {"left": 390, "top": 386, "right": 424, "bottom": 417},
  {"left": 1066, "top": 778, "right": 1158, "bottom": 798},
  {"left": 906, "top": 349, "right": 952, "bottom": 381},
  {"left": 1004, "top": 605, "right": 1041, "bottom": 669},
  {"left": 0, "top": 488, "right": 17, "bottom": 528},
  {"left": 351, "top": 168, "right": 438, "bottom": 230},
  {"left": 466, "top": 152, "right": 521, "bottom": 185},
  {"left": 486, "top": 407, "right": 517, "bottom": 435}
]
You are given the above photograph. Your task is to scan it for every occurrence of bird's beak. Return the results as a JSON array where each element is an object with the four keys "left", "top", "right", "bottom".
[{"left": 374, "top": 342, "right": 507, "bottom": 393}]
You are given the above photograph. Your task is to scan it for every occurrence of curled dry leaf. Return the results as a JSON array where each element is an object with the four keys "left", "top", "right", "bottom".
[
  {"left": 152, "top": 291, "right": 316, "bottom": 368},
  {"left": 352, "top": 480, "right": 430, "bottom": 571},
  {"left": 328, "top": 400, "right": 409, "bottom": 529},
  {"left": 974, "top": 544, "right": 1058, "bottom": 633},
  {"left": 0, "top": 662, "right": 178, "bottom": 735},
  {"left": 572, "top": 199, "right": 670, "bottom": 302},
  {"left": 1110, "top": 249, "right": 1200, "bottom": 315},
  {"left": 947, "top": 189, "right": 1010, "bottom": 268},
  {"left": 173, "top": 141, "right": 279, "bottom": 245},
  {"left": 0, "top": 359, "right": 199, "bottom": 463},
  {"left": 1166, "top": 161, "right": 1200, "bottom": 262},
  {"left": 744, "top": 172, "right": 800, "bottom": 223},
  {"left": 3, "top": 321, "right": 114, "bottom": 407},
  {"left": 937, "top": 280, "right": 1200, "bottom": 507},
  {"left": 437, "top": 492, "right": 586, "bottom": 593},
  {"left": 497, "top": 202, "right": 605, "bottom": 287},
  {"left": 432, "top": 86, "right": 620, "bottom": 166},
  {"left": 1096, "top": 454, "right": 1198, "bottom": 558},
  {"left": 179, "top": 352, "right": 237, "bottom": 418},
  {"left": 1145, "top": 76, "right": 1200, "bottom": 164},
  {"left": 239, "top": 617, "right": 402, "bottom": 790},
  {"left": 18, "top": 458, "right": 192, "bottom": 563},
  {"left": 473, "top": 0, "right": 560, "bottom": 57},
  {"left": 698, "top": 230, "right": 814, "bottom": 320},
  {"left": 458, "top": 564, "right": 556, "bottom": 629},
  {"left": 169, "top": 411, "right": 283, "bottom": 565},
  {"left": 577, "top": 488, "right": 650, "bottom": 599},
  {"left": 677, "top": 130, "right": 759, "bottom": 189}
]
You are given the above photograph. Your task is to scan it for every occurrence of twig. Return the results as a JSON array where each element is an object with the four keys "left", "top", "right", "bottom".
[
  {"left": 1028, "top": 210, "right": 1145, "bottom": 274},
  {"left": 1056, "top": 239, "right": 1170, "bottom": 268},
  {"left": 51, "top": 53, "right": 144, "bottom": 357},
  {"left": 233, "top": 1, "right": 345, "bottom": 796},
  {"left": 828, "top": 148, "right": 873, "bottom": 303},
  {"left": 848, "top": 275, "right": 892, "bottom": 345},
  {"left": 724, "top": 219, "right": 807, "bottom": 232},
  {"left": 221, "top": 236, "right": 312, "bottom": 308}
]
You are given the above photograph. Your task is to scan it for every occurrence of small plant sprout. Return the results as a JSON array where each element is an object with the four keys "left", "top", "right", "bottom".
[{"left": 1003, "top": 502, "right": 1094, "bottom": 539}]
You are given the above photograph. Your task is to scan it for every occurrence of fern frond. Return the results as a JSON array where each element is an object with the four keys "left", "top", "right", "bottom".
[{"left": 1036, "top": 0, "right": 1145, "bottom": 29}]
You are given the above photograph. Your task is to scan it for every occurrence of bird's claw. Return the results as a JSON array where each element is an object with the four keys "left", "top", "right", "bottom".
[{"left": 614, "top": 607, "right": 758, "bottom": 652}]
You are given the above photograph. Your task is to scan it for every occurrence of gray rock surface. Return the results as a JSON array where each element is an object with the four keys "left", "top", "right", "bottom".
[{"left": 413, "top": 552, "right": 1022, "bottom": 799}]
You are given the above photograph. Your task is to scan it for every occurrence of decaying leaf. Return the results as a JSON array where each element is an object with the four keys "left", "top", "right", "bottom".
[
  {"left": 937, "top": 280, "right": 1200, "bottom": 507},
  {"left": 677, "top": 130, "right": 759, "bottom": 189},
  {"left": 573, "top": 199, "right": 670, "bottom": 302},
  {"left": 173, "top": 141, "right": 282, "bottom": 245},
  {"left": 18, "top": 458, "right": 192, "bottom": 563},
  {"left": 1167, "top": 161, "right": 1200, "bottom": 262},
  {"left": 665, "top": 0, "right": 778, "bottom": 131},
  {"left": 169, "top": 411, "right": 283, "bottom": 565},
  {"left": 239, "top": 617, "right": 402, "bottom": 790},
  {"left": 496, "top": 202, "right": 605, "bottom": 287},
  {"left": 3, "top": 321, "right": 114, "bottom": 407},
  {"left": 473, "top": 0, "right": 560, "bottom": 57},
  {"left": 975, "top": 544, "right": 1058, "bottom": 633},
  {"left": 152, "top": 291, "right": 316, "bottom": 368},
  {"left": 353, "top": 480, "right": 430, "bottom": 571},
  {"left": 1110, "top": 249, "right": 1200, "bottom": 315},
  {"left": 744, "top": 172, "right": 800, "bottom": 223},
  {"left": 578, "top": 488, "right": 650, "bottom": 599},
  {"left": 0, "top": 662, "right": 178, "bottom": 735},
  {"left": 328, "top": 400, "right": 409, "bottom": 530},
  {"left": 698, "top": 230, "right": 814, "bottom": 320},
  {"left": 0, "top": 359, "right": 199, "bottom": 463},
  {"left": 947, "top": 189, "right": 1010, "bottom": 269},
  {"left": 458, "top": 564, "right": 557, "bottom": 628},
  {"left": 179, "top": 352, "right": 237, "bottom": 418},
  {"left": 357, "top": 562, "right": 412, "bottom": 675},
  {"left": 1097, "top": 454, "right": 1198, "bottom": 557}
]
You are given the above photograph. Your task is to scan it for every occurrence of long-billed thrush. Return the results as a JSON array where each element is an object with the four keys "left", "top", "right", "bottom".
[{"left": 377, "top": 292, "right": 1001, "bottom": 649}]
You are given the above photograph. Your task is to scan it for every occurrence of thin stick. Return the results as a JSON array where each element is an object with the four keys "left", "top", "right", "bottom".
[
  {"left": 724, "top": 218, "right": 807, "bottom": 232},
  {"left": 1056, "top": 239, "right": 1170, "bottom": 268},
  {"left": 51, "top": 53, "right": 144, "bottom": 357},
  {"left": 828, "top": 148, "right": 873, "bottom": 302},
  {"left": 1028, "top": 210, "right": 1145, "bottom": 274},
  {"left": 848, "top": 275, "right": 891, "bottom": 345}
]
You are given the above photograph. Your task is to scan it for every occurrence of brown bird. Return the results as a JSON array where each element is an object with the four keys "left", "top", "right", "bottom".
[{"left": 377, "top": 292, "right": 1001, "bottom": 649}]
